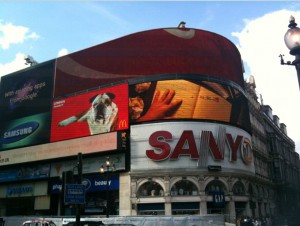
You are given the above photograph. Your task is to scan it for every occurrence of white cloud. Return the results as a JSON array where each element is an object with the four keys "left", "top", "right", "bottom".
[
  {"left": 232, "top": 9, "right": 300, "bottom": 154},
  {"left": 0, "top": 21, "right": 39, "bottom": 50},
  {"left": 57, "top": 48, "right": 69, "bottom": 57},
  {"left": 0, "top": 53, "right": 29, "bottom": 77}
]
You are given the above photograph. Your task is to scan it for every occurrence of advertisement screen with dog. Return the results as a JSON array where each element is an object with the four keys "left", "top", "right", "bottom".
[{"left": 50, "top": 83, "right": 128, "bottom": 142}]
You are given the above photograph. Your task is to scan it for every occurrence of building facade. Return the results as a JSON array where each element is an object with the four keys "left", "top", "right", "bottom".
[
  {"left": 245, "top": 76, "right": 300, "bottom": 225},
  {"left": 0, "top": 26, "right": 299, "bottom": 225}
]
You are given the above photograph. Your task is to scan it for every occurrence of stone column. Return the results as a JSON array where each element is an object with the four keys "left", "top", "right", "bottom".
[
  {"left": 164, "top": 176, "right": 171, "bottom": 215},
  {"left": 165, "top": 197, "right": 172, "bottom": 215},
  {"left": 228, "top": 198, "right": 236, "bottom": 223},
  {"left": 200, "top": 193, "right": 207, "bottom": 215},
  {"left": 119, "top": 173, "right": 132, "bottom": 216}
]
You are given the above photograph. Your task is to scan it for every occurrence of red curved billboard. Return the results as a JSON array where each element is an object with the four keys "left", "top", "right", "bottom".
[{"left": 55, "top": 28, "right": 244, "bottom": 97}]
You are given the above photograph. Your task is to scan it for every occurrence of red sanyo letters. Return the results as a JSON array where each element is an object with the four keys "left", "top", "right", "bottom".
[{"left": 146, "top": 130, "right": 253, "bottom": 165}]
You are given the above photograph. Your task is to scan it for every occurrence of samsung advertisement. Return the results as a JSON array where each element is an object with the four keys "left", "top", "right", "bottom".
[{"left": 0, "top": 61, "right": 55, "bottom": 150}]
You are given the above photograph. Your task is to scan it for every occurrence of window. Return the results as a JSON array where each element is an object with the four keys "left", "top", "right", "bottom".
[
  {"left": 232, "top": 181, "right": 245, "bottom": 196},
  {"left": 137, "top": 181, "right": 164, "bottom": 197},
  {"left": 137, "top": 203, "right": 165, "bottom": 215},
  {"left": 171, "top": 179, "right": 198, "bottom": 196},
  {"left": 205, "top": 180, "right": 227, "bottom": 195},
  {"left": 172, "top": 202, "right": 200, "bottom": 215}
]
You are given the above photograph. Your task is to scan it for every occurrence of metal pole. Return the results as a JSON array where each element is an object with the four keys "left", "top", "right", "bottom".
[
  {"left": 290, "top": 47, "right": 300, "bottom": 90},
  {"left": 295, "top": 63, "right": 300, "bottom": 90},
  {"left": 76, "top": 153, "right": 83, "bottom": 226},
  {"left": 106, "top": 169, "right": 110, "bottom": 218}
]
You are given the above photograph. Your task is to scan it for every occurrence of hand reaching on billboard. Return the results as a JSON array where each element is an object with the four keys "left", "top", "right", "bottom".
[{"left": 137, "top": 89, "right": 182, "bottom": 121}]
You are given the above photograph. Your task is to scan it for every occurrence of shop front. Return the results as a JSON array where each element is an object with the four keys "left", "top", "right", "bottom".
[
  {"left": 49, "top": 174, "right": 120, "bottom": 216},
  {"left": 0, "top": 181, "right": 49, "bottom": 216}
]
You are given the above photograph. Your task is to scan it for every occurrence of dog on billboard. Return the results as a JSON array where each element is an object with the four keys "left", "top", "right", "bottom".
[{"left": 58, "top": 93, "right": 118, "bottom": 135}]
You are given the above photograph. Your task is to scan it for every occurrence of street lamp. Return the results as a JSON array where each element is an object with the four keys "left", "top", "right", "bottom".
[
  {"left": 100, "top": 157, "right": 115, "bottom": 218},
  {"left": 282, "top": 15, "right": 300, "bottom": 90}
]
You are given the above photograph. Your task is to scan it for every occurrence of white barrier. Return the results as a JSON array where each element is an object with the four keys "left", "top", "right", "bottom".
[{"left": 2, "top": 215, "right": 226, "bottom": 226}]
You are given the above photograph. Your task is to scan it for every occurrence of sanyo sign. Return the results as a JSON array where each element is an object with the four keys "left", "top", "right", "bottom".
[{"left": 131, "top": 122, "right": 254, "bottom": 174}]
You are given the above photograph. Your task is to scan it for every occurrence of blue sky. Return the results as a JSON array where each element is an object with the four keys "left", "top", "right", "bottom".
[
  {"left": 1, "top": 1, "right": 300, "bottom": 153},
  {"left": 1, "top": 1, "right": 296, "bottom": 63}
]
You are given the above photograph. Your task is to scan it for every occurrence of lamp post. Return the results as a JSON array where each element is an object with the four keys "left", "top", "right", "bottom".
[
  {"left": 76, "top": 153, "right": 83, "bottom": 226},
  {"left": 100, "top": 157, "right": 115, "bottom": 218},
  {"left": 283, "top": 15, "right": 300, "bottom": 90}
]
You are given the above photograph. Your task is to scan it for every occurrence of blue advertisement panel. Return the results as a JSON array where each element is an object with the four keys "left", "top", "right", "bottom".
[
  {"left": 0, "top": 112, "right": 51, "bottom": 150},
  {"left": 0, "top": 60, "right": 55, "bottom": 150},
  {"left": 0, "top": 163, "right": 50, "bottom": 182},
  {"left": 50, "top": 174, "right": 119, "bottom": 194}
]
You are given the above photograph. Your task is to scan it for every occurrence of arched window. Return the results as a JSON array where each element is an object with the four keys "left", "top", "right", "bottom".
[
  {"left": 205, "top": 180, "right": 227, "bottom": 195},
  {"left": 232, "top": 181, "right": 246, "bottom": 195},
  {"left": 264, "top": 187, "right": 269, "bottom": 198},
  {"left": 248, "top": 183, "right": 256, "bottom": 197},
  {"left": 137, "top": 181, "right": 164, "bottom": 197},
  {"left": 256, "top": 185, "right": 261, "bottom": 198},
  {"left": 171, "top": 179, "right": 198, "bottom": 196}
]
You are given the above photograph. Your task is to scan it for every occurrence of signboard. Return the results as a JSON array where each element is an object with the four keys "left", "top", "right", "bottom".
[
  {"left": 0, "top": 113, "right": 51, "bottom": 151},
  {"left": 50, "top": 154, "right": 126, "bottom": 177},
  {"left": 51, "top": 83, "right": 128, "bottom": 142},
  {"left": 130, "top": 122, "right": 254, "bottom": 174},
  {"left": 0, "top": 60, "right": 55, "bottom": 150},
  {"left": 213, "top": 191, "right": 225, "bottom": 208},
  {"left": 0, "top": 61, "right": 55, "bottom": 121},
  {"left": 0, "top": 163, "right": 50, "bottom": 182},
  {"left": 0, "top": 132, "right": 118, "bottom": 166},
  {"left": 64, "top": 184, "right": 85, "bottom": 204},
  {"left": 50, "top": 174, "right": 120, "bottom": 195}
]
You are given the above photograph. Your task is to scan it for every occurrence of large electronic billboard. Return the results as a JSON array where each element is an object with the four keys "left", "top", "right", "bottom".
[
  {"left": 0, "top": 60, "right": 55, "bottom": 150},
  {"left": 129, "top": 79, "right": 251, "bottom": 132},
  {"left": 54, "top": 28, "right": 244, "bottom": 98},
  {"left": 51, "top": 83, "right": 128, "bottom": 142}
]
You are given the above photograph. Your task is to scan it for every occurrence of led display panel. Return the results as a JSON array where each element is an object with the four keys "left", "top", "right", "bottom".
[
  {"left": 0, "top": 113, "right": 51, "bottom": 151},
  {"left": 129, "top": 79, "right": 251, "bottom": 132},
  {"left": 0, "top": 61, "right": 55, "bottom": 150},
  {"left": 51, "top": 83, "right": 128, "bottom": 142},
  {"left": 0, "top": 132, "right": 118, "bottom": 166},
  {"left": 0, "top": 61, "right": 55, "bottom": 120},
  {"left": 54, "top": 28, "right": 244, "bottom": 98}
]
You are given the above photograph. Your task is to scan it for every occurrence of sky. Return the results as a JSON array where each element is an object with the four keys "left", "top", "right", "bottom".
[{"left": 1, "top": 1, "right": 300, "bottom": 153}]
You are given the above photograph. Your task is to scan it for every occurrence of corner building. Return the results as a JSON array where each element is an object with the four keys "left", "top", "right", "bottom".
[
  {"left": 123, "top": 28, "right": 252, "bottom": 222},
  {"left": 0, "top": 26, "right": 296, "bottom": 223},
  {"left": 245, "top": 76, "right": 300, "bottom": 225}
]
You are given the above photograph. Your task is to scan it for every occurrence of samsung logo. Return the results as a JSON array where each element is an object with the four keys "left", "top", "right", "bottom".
[{"left": 1, "top": 122, "right": 39, "bottom": 144}]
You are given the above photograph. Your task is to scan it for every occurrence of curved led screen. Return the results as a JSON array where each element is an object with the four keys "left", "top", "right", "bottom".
[
  {"left": 54, "top": 28, "right": 244, "bottom": 98},
  {"left": 129, "top": 78, "right": 251, "bottom": 132}
]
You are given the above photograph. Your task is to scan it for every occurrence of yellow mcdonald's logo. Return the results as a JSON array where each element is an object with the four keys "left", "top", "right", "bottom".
[{"left": 118, "top": 120, "right": 128, "bottom": 129}]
